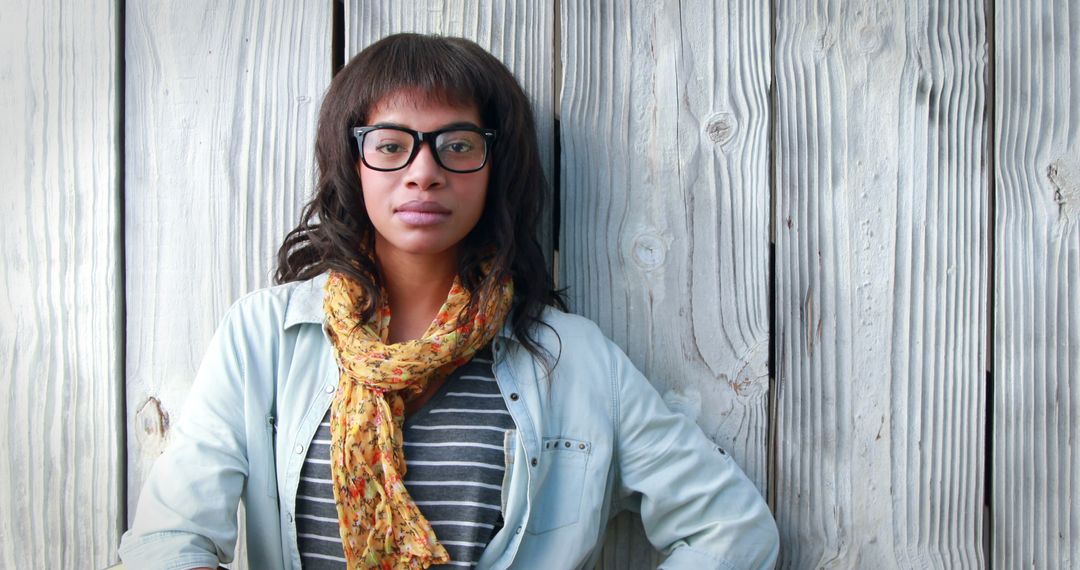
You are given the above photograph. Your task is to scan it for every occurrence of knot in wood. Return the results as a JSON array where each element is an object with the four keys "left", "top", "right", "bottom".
[
  {"left": 704, "top": 112, "right": 737, "bottom": 148},
  {"left": 136, "top": 396, "right": 170, "bottom": 439},
  {"left": 730, "top": 372, "right": 768, "bottom": 401},
  {"left": 632, "top": 233, "right": 666, "bottom": 270},
  {"left": 856, "top": 23, "right": 882, "bottom": 53},
  {"left": 730, "top": 341, "right": 769, "bottom": 402},
  {"left": 1049, "top": 155, "right": 1080, "bottom": 227}
]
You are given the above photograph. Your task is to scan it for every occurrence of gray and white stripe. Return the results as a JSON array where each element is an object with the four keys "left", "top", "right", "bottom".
[{"left": 295, "top": 344, "right": 514, "bottom": 568}]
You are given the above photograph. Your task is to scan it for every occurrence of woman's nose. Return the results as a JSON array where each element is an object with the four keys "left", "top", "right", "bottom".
[{"left": 404, "top": 142, "right": 445, "bottom": 190}]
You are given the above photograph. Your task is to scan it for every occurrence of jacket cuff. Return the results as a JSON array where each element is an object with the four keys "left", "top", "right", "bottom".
[
  {"left": 118, "top": 531, "right": 221, "bottom": 570},
  {"left": 659, "top": 546, "right": 739, "bottom": 570}
]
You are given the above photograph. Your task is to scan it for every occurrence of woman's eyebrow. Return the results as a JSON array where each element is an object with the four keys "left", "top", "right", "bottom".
[{"left": 371, "top": 121, "right": 481, "bottom": 130}]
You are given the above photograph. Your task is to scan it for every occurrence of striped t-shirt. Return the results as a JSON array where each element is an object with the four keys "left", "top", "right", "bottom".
[{"left": 295, "top": 346, "right": 514, "bottom": 568}]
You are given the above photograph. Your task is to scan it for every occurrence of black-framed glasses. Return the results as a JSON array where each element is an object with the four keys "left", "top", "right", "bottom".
[{"left": 352, "top": 126, "right": 497, "bottom": 173}]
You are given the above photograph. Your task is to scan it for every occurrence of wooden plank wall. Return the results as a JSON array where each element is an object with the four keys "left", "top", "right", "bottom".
[
  {"left": 124, "top": 1, "right": 331, "bottom": 567},
  {"left": 993, "top": 0, "right": 1080, "bottom": 568},
  {"left": 0, "top": 0, "right": 123, "bottom": 568},
  {"left": 559, "top": 1, "right": 772, "bottom": 567},
  {"left": 3, "top": 0, "right": 1075, "bottom": 567},
  {"left": 772, "top": 1, "right": 988, "bottom": 567}
]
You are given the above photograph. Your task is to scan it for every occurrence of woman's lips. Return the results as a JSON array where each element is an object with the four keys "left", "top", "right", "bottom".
[{"left": 395, "top": 201, "right": 450, "bottom": 226}]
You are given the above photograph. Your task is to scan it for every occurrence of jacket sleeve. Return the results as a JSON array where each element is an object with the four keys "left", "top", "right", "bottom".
[
  {"left": 610, "top": 342, "right": 780, "bottom": 570},
  {"left": 118, "top": 304, "right": 254, "bottom": 570}
]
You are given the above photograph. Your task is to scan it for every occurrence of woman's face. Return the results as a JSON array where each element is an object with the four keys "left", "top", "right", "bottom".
[{"left": 358, "top": 91, "right": 489, "bottom": 265}]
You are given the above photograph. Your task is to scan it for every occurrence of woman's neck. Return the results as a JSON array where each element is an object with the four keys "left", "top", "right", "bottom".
[{"left": 376, "top": 244, "right": 459, "bottom": 344}]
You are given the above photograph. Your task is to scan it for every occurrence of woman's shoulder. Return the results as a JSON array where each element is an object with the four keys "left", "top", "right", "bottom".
[
  {"left": 218, "top": 272, "right": 328, "bottom": 332},
  {"left": 533, "top": 305, "right": 605, "bottom": 339},
  {"left": 515, "top": 305, "right": 629, "bottom": 373}
]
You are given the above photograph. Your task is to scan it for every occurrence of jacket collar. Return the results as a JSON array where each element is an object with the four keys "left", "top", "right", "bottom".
[
  {"left": 283, "top": 271, "right": 517, "bottom": 342},
  {"left": 282, "top": 272, "right": 329, "bottom": 330}
]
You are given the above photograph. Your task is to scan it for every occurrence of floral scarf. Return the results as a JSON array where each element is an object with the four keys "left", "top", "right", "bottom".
[{"left": 322, "top": 269, "right": 513, "bottom": 569}]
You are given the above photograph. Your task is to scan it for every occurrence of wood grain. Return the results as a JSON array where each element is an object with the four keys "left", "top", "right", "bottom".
[
  {"left": 993, "top": 1, "right": 1080, "bottom": 567},
  {"left": 346, "top": 0, "right": 557, "bottom": 264},
  {"left": 559, "top": 1, "right": 772, "bottom": 566},
  {"left": 124, "top": 0, "right": 331, "bottom": 562},
  {"left": 773, "top": 1, "right": 988, "bottom": 567},
  {"left": 0, "top": 0, "right": 122, "bottom": 567}
]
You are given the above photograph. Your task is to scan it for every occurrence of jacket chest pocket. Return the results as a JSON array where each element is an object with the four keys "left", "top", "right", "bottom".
[{"left": 526, "top": 436, "right": 591, "bottom": 534}]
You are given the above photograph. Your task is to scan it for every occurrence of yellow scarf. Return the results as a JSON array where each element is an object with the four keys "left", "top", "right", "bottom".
[{"left": 323, "top": 269, "right": 513, "bottom": 569}]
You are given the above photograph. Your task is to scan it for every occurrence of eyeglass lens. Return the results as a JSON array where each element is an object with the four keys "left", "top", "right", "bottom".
[{"left": 362, "top": 128, "right": 488, "bottom": 172}]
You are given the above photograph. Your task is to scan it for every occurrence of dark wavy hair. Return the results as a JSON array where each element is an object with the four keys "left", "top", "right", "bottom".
[{"left": 276, "top": 33, "right": 564, "bottom": 363}]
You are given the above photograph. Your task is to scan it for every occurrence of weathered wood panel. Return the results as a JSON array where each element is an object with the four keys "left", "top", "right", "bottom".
[
  {"left": 773, "top": 1, "right": 988, "bottom": 567},
  {"left": 560, "top": 1, "right": 772, "bottom": 566},
  {"left": 346, "top": 0, "right": 556, "bottom": 263},
  {"left": 124, "top": 0, "right": 331, "bottom": 563},
  {"left": 0, "top": 0, "right": 122, "bottom": 567},
  {"left": 994, "top": 1, "right": 1080, "bottom": 568}
]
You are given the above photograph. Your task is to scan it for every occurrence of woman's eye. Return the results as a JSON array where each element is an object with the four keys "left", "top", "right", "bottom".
[
  {"left": 440, "top": 141, "right": 474, "bottom": 154},
  {"left": 375, "top": 142, "right": 407, "bottom": 154}
]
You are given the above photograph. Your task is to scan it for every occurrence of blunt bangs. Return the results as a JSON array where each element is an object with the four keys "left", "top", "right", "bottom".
[{"left": 348, "top": 34, "right": 495, "bottom": 126}]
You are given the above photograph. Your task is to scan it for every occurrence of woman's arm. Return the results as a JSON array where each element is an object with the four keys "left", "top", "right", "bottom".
[
  {"left": 610, "top": 343, "right": 780, "bottom": 570},
  {"left": 118, "top": 305, "right": 254, "bottom": 569}
]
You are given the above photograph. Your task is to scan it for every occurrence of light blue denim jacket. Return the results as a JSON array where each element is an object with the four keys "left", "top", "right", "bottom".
[{"left": 119, "top": 274, "right": 779, "bottom": 569}]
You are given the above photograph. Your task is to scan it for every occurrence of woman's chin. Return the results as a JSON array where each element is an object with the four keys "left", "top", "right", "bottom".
[{"left": 375, "top": 237, "right": 462, "bottom": 261}]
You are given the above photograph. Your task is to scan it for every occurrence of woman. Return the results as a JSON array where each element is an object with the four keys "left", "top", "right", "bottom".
[{"left": 119, "top": 33, "right": 779, "bottom": 569}]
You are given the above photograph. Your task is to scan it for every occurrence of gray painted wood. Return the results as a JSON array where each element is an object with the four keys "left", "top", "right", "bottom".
[
  {"left": 773, "top": 1, "right": 988, "bottom": 567},
  {"left": 28, "top": 1, "right": 1070, "bottom": 566},
  {"left": 993, "top": 1, "right": 1080, "bottom": 568},
  {"left": 0, "top": 0, "right": 122, "bottom": 567},
  {"left": 346, "top": 0, "right": 557, "bottom": 265},
  {"left": 124, "top": 0, "right": 331, "bottom": 564},
  {"left": 559, "top": 2, "right": 772, "bottom": 567}
]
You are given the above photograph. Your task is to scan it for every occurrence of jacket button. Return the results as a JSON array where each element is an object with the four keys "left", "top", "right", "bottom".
[
  {"left": 564, "top": 441, "right": 571, "bottom": 448},
  {"left": 509, "top": 393, "right": 519, "bottom": 401},
  {"left": 530, "top": 458, "right": 538, "bottom": 467},
  {"left": 515, "top": 526, "right": 522, "bottom": 534},
  {"left": 325, "top": 384, "right": 335, "bottom": 394},
  {"left": 294, "top": 444, "right": 304, "bottom": 454},
  {"left": 579, "top": 443, "right": 586, "bottom": 450}
]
